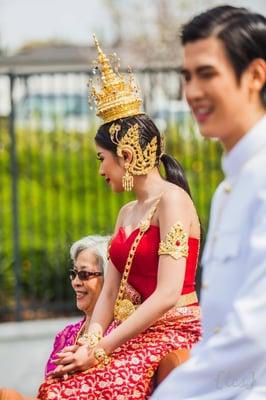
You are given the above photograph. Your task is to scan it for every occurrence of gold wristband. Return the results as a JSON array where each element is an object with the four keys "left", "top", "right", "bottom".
[
  {"left": 94, "top": 347, "right": 111, "bottom": 367},
  {"left": 78, "top": 331, "right": 102, "bottom": 347}
]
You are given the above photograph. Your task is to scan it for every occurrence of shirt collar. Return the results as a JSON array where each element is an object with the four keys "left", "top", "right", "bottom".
[{"left": 222, "top": 116, "right": 266, "bottom": 178}]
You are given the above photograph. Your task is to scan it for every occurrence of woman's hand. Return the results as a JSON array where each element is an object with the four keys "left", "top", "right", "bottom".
[{"left": 48, "top": 344, "right": 98, "bottom": 378}]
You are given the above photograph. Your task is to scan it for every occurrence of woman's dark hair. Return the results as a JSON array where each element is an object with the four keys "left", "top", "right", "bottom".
[
  {"left": 181, "top": 5, "right": 266, "bottom": 106},
  {"left": 95, "top": 113, "right": 192, "bottom": 197}
]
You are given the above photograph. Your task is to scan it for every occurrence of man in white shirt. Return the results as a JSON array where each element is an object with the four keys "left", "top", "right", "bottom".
[{"left": 153, "top": 5, "right": 266, "bottom": 400}]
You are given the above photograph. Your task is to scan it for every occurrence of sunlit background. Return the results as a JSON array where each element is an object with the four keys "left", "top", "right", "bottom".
[
  {"left": 0, "top": 0, "right": 265, "bottom": 319},
  {"left": 0, "top": 0, "right": 265, "bottom": 395},
  {"left": 1, "top": 0, "right": 265, "bottom": 51}
]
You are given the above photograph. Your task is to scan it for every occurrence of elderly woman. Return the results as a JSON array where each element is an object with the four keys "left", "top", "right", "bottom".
[
  {"left": 0, "top": 235, "right": 108, "bottom": 400},
  {"left": 45, "top": 235, "right": 108, "bottom": 376}
]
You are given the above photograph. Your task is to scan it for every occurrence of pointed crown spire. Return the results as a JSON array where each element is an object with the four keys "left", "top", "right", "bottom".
[{"left": 88, "top": 34, "right": 143, "bottom": 123}]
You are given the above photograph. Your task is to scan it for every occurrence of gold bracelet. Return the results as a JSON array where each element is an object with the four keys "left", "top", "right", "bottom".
[
  {"left": 94, "top": 347, "right": 111, "bottom": 367},
  {"left": 78, "top": 331, "right": 102, "bottom": 347}
]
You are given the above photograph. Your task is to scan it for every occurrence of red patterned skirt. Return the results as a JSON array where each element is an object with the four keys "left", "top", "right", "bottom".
[{"left": 38, "top": 307, "right": 201, "bottom": 400}]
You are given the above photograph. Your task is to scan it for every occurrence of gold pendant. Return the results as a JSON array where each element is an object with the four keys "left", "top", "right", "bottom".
[
  {"left": 114, "top": 299, "right": 136, "bottom": 321},
  {"left": 122, "top": 168, "right": 134, "bottom": 191}
]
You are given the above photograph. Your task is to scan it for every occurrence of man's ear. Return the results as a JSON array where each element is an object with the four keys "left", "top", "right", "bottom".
[{"left": 247, "top": 58, "right": 266, "bottom": 93}]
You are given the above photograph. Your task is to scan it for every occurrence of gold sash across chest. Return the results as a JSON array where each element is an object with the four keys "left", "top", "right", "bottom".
[{"left": 113, "top": 199, "right": 160, "bottom": 322}]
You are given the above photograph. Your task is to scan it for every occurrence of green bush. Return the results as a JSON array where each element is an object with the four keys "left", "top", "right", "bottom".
[{"left": 0, "top": 121, "right": 223, "bottom": 320}]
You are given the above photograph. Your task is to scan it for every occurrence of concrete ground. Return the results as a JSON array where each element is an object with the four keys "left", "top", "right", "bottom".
[{"left": 0, "top": 317, "right": 80, "bottom": 396}]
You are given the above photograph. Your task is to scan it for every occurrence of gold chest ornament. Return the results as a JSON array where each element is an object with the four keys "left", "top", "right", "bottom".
[{"left": 113, "top": 203, "right": 159, "bottom": 322}]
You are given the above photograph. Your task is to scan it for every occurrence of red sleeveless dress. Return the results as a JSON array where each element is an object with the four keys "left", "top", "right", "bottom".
[
  {"left": 38, "top": 225, "right": 201, "bottom": 400},
  {"left": 111, "top": 225, "right": 200, "bottom": 301}
]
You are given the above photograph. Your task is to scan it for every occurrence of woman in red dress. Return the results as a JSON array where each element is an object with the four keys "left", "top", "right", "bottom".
[{"left": 37, "top": 36, "right": 201, "bottom": 400}]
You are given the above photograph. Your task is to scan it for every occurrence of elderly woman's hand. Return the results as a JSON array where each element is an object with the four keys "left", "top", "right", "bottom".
[{"left": 48, "top": 344, "right": 98, "bottom": 378}]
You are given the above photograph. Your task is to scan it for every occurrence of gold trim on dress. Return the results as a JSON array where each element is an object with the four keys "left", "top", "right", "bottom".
[
  {"left": 176, "top": 291, "right": 198, "bottom": 307},
  {"left": 158, "top": 221, "right": 189, "bottom": 260}
]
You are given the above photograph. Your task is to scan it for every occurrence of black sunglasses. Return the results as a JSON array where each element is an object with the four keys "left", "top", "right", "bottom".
[{"left": 69, "top": 269, "right": 103, "bottom": 281}]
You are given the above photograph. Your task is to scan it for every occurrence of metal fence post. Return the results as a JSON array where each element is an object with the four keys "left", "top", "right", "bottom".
[{"left": 8, "top": 72, "right": 22, "bottom": 321}]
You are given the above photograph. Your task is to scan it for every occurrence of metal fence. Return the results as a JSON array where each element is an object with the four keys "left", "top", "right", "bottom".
[{"left": 0, "top": 69, "right": 223, "bottom": 321}]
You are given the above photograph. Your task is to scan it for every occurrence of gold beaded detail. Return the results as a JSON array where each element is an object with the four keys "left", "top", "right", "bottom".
[
  {"left": 114, "top": 198, "right": 160, "bottom": 322},
  {"left": 78, "top": 331, "right": 102, "bottom": 347},
  {"left": 122, "top": 162, "right": 134, "bottom": 191},
  {"left": 94, "top": 347, "right": 111, "bottom": 367},
  {"left": 158, "top": 222, "right": 189, "bottom": 260}
]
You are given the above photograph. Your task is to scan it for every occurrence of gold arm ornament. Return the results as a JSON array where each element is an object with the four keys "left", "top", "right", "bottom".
[{"left": 158, "top": 222, "right": 189, "bottom": 260}]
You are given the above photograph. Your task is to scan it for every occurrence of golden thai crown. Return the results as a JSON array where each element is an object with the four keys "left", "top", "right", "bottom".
[{"left": 88, "top": 34, "right": 143, "bottom": 123}]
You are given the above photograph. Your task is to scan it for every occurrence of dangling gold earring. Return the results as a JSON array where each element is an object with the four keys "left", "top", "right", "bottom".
[{"left": 122, "top": 162, "right": 134, "bottom": 191}]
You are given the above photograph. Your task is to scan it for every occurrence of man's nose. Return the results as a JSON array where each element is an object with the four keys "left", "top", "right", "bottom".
[{"left": 184, "top": 78, "right": 204, "bottom": 103}]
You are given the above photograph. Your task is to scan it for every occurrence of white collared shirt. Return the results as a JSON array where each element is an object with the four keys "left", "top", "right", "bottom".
[{"left": 152, "top": 116, "right": 266, "bottom": 400}]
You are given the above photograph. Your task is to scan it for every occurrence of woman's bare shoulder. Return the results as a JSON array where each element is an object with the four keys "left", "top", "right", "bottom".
[
  {"left": 160, "top": 185, "right": 192, "bottom": 209},
  {"left": 116, "top": 200, "right": 137, "bottom": 225},
  {"left": 159, "top": 185, "right": 200, "bottom": 237}
]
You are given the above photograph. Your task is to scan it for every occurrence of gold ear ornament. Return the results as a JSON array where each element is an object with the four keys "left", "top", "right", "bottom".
[
  {"left": 109, "top": 122, "right": 158, "bottom": 177},
  {"left": 122, "top": 162, "right": 134, "bottom": 191}
]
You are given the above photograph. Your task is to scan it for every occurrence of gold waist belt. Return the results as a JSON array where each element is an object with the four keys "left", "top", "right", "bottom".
[
  {"left": 114, "top": 290, "right": 198, "bottom": 322},
  {"left": 175, "top": 291, "right": 198, "bottom": 307}
]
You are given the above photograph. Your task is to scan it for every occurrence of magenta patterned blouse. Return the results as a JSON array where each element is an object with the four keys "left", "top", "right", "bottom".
[{"left": 45, "top": 318, "right": 85, "bottom": 377}]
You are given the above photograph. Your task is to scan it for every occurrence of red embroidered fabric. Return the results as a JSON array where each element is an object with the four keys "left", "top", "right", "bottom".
[{"left": 109, "top": 225, "right": 199, "bottom": 300}]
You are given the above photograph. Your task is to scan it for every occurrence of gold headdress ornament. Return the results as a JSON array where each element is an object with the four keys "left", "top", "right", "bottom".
[
  {"left": 89, "top": 34, "right": 143, "bottom": 123},
  {"left": 109, "top": 123, "right": 158, "bottom": 190},
  {"left": 89, "top": 35, "right": 158, "bottom": 191}
]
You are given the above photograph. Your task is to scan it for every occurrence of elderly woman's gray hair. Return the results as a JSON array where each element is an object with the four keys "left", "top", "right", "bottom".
[{"left": 70, "top": 235, "right": 110, "bottom": 274}]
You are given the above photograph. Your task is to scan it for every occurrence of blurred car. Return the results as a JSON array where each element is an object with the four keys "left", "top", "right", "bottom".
[{"left": 15, "top": 93, "right": 94, "bottom": 133}]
